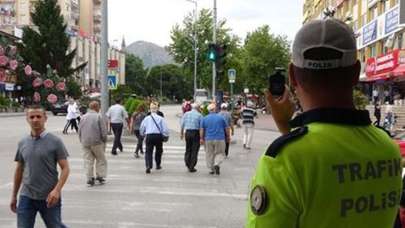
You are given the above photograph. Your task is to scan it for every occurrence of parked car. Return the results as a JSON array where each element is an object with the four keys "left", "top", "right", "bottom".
[{"left": 50, "top": 101, "right": 68, "bottom": 116}]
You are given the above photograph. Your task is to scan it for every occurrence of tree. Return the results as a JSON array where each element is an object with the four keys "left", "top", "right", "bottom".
[
  {"left": 147, "top": 64, "right": 191, "bottom": 100},
  {"left": 168, "top": 9, "right": 240, "bottom": 93},
  {"left": 241, "top": 25, "right": 290, "bottom": 94},
  {"left": 125, "top": 54, "right": 148, "bottom": 96},
  {"left": 19, "top": 0, "right": 85, "bottom": 79}
]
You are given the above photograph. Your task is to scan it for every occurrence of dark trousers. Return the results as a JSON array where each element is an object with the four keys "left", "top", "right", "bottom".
[
  {"left": 145, "top": 134, "right": 163, "bottom": 169},
  {"left": 374, "top": 115, "right": 381, "bottom": 126},
  {"left": 17, "top": 195, "right": 66, "bottom": 228},
  {"left": 63, "top": 119, "right": 78, "bottom": 133},
  {"left": 111, "top": 123, "right": 123, "bottom": 153},
  {"left": 185, "top": 130, "right": 200, "bottom": 169},
  {"left": 225, "top": 142, "right": 230, "bottom": 157},
  {"left": 134, "top": 130, "right": 144, "bottom": 154}
]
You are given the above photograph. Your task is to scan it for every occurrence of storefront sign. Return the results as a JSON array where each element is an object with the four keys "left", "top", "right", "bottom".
[
  {"left": 385, "top": 6, "right": 399, "bottom": 34},
  {"left": 363, "top": 20, "right": 377, "bottom": 46},
  {"left": 357, "top": 4, "right": 401, "bottom": 49},
  {"left": 366, "top": 49, "right": 400, "bottom": 78},
  {"left": 5, "top": 83, "right": 15, "bottom": 91}
]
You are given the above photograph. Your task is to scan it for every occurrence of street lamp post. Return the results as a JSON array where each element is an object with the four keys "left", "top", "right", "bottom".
[
  {"left": 212, "top": 0, "right": 217, "bottom": 100},
  {"left": 100, "top": 0, "right": 109, "bottom": 115},
  {"left": 186, "top": 0, "right": 198, "bottom": 99}
]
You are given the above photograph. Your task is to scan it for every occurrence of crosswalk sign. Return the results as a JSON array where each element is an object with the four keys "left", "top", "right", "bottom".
[{"left": 108, "top": 75, "right": 117, "bottom": 90}]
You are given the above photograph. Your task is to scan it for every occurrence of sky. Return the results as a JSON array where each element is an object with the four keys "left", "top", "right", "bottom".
[{"left": 108, "top": 0, "right": 304, "bottom": 47}]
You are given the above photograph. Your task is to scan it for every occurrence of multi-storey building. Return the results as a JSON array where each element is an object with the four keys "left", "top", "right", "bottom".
[
  {"left": 79, "top": 0, "right": 101, "bottom": 41},
  {"left": 303, "top": 0, "right": 405, "bottom": 101},
  {"left": 0, "top": 0, "right": 125, "bottom": 94}
]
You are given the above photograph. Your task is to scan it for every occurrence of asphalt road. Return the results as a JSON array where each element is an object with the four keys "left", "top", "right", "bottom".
[{"left": 0, "top": 105, "right": 280, "bottom": 228}]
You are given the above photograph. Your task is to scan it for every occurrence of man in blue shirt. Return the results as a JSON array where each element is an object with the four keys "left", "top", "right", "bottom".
[
  {"left": 200, "top": 103, "right": 230, "bottom": 175},
  {"left": 181, "top": 103, "right": 203, "bottom": 172},
  {"left": 140, "top": 102, "right": 169, "bottom": 174}
]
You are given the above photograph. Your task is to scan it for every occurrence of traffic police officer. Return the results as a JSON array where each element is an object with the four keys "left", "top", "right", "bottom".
[{"left": 246, "top": 18, "right": 402, "bottom": 227}]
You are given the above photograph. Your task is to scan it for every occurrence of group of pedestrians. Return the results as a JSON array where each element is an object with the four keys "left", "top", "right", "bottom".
[
  {"left": 12, "top": 17, "right": 405, "bottom": 228},
  {"left": 181, "top": 102, "right": 251, "bottom": 175}
]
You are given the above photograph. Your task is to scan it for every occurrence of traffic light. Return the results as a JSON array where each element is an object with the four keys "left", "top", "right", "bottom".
[
  {"left": 207, "top": 43, "right": 217, "bottom": 62},
  {"left": 215, "top": 44, "right": 227, "bottom": 73}
]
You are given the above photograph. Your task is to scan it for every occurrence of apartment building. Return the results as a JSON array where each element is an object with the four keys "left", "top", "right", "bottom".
[
  {"left": 303, "top": 0, "right": 405, "bottom": 101},
  {"left": 0, "top": 0, "right": 125, "bottom": 93}
]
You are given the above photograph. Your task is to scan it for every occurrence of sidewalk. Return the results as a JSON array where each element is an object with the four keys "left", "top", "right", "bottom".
[
  {"left": 253, "top": 113, "right": 278, "bottom": 131},
  {"left": 0, "top": 112, "right": 25, "bottom": 118}
]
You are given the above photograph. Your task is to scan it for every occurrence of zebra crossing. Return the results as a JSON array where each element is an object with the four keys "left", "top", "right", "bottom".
[{"left": 0, "top": 141, "right": 248, "bottom": 228}]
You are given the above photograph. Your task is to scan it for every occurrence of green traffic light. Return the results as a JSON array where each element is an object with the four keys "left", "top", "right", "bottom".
[{"left": 208, "top": 52, "right": 216, "bottom": 61}]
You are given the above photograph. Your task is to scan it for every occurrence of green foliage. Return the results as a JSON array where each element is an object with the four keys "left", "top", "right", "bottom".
[
  {"left": 241, "top": 25, "right": 291, "bottom": 94},
  {"left": 124, "top": 97, "right": 146, "bottom": 116},
  {"left": 19, "top": 0, "right": 85, "bottom": 79},
  {"left": 147, "top": 64, "right": 191, "bottom": 100},
  {"left": 111, "top": 85, "right": 134, "bottom": 102},
  {"left": 353, "top": 89, "right": 369, "bottom": 110},
  {"left": 125, "top": 54, "right": 148, "bottom": 96},
  {"left": 168, "top": 9, "right": 240, "bottom": 93},
  {"left": 0, "top": 96, "right": 11, "bottom": 107},
  {"left": 66, "top": 79, "right": 82, "bottom": 99}
]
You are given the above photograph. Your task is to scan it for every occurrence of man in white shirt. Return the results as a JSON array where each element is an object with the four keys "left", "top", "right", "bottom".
[{"left": 106, "top": 98, "right": 129, "bottom": 155}]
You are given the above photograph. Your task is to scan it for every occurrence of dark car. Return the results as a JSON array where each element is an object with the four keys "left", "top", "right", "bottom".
[{"left": 51, "top": 101, "right": 68, "bottom": 116}]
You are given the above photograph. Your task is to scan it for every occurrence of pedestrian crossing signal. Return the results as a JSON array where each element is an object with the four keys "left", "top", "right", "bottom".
[{"left": 108, "top": 75, "right": 117, "bottom": 90}]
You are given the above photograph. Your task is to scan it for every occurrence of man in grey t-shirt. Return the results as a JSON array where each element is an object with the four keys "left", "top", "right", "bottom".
[{"left": 10, "top": 105, "right": 70, "bottom": 227}]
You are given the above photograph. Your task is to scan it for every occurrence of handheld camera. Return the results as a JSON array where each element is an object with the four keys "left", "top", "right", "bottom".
[{"left": 268, "top": 67, "right": 286, "bottom": 97}]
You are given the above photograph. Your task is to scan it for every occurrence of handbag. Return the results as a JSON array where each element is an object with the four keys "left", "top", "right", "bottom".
[{"left": 150, "top": 115, "right": 169, "bottom": 142}]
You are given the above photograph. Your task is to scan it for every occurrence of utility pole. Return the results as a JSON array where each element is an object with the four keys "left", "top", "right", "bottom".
[
  {"left": 160, "top": 71, "right": 163, "bottom": 99},
  {"left": 100, "top": 0, "right": 109, "bottom": 115},
  {"left": 212, "top": 0, "right": 217, "bottom": 99}
]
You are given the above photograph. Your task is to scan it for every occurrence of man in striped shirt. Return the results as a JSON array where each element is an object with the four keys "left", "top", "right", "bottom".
[{"left": 241, "top": 101, "right": 257, "bottom": 150}]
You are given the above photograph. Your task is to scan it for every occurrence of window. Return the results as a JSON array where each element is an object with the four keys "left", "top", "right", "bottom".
[
  {"left": 353, "top": 20, "right": 358, "bottom": 31},
  {"left": 362, "top": 13, "right": 367, "bottom": 25},
  {"left": 370, "top": 45, "right": 377, "bottom": 57},
  {"left": 370, "top": 5, "right": 378, "bottom": 18}
]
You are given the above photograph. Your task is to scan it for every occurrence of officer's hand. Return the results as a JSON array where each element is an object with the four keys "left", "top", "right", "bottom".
[
  {"left": 265, "top": 87, "right": 294, "bottom": 135},
  {"left": 10, "top": 197, "right": 17, "bottom": 213},
  {"left": 46, "top": 189, "right": 60, "bottom": 208}
]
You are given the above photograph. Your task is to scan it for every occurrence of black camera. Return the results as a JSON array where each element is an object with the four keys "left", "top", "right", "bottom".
[{"left": 268, "top": 67, "right": 286, "bottom": 97}]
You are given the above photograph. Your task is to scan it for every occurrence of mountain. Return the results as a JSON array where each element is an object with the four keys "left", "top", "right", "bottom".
[{"left": 125, "top": 41, "right": 175, "bottom": 68}]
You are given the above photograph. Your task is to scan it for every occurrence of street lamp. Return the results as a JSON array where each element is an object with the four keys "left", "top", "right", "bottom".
[{"left": 185, "top": 0, "right": 198, "bottom": 99}]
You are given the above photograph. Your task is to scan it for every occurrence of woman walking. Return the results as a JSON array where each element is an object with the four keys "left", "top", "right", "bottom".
[
  {"left": 63, "top": 98, "right": 78, "bottom": 134},
  {"left": 131, "top": 105, "right": 146, "bottom": 158}
]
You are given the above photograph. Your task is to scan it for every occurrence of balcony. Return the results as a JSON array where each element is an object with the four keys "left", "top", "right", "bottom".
[
  {"left": 93, "top": 14, "right": 101, "bottom": 22},
  {"left": 93, "top": 25, "right": 101, "bottom": 33}
]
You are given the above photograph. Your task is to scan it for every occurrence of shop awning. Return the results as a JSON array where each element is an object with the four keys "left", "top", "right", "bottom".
[
  {"left": 360, "top": 72, "right": 391, "bottom": 82},
  {"left": 392, "top": 64, "right": 405, "bottom": 77}
]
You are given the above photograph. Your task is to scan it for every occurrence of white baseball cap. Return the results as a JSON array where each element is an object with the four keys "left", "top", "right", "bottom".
[{"left": 292, "top": 18, "right": 357, "bottom": 70}]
